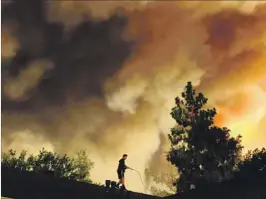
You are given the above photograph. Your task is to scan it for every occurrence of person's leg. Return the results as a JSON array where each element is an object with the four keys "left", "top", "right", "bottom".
[
  {"left": 120, "top": 174, "right": 127, "bottom": 190},
  {"left": 117, "top": 171, "right": 122, "bottom": 187},
  {"left": 117, "top": 172, "right": 126, "bottom": 190}
]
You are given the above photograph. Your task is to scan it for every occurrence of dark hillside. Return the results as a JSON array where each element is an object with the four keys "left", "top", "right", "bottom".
[
  {"left": 1, "top": 166, "right": 159, "bottom": 199},
  {"left": 165, "top": 174, "right": 266, "bottom": 199}
]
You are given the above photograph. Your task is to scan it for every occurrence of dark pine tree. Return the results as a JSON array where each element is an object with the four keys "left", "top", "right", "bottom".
[{"left": 167, "top": 82, "right": 243, "bottom": 193}]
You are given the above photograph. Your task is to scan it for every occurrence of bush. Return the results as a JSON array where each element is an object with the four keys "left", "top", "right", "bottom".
[{"left": 2, "top": 148, "right": 94, "bottom": 182}]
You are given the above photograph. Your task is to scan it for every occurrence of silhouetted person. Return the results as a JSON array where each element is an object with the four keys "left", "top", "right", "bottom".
[{"left": 117, "top": 154, "right": 129, "bottom": 190}]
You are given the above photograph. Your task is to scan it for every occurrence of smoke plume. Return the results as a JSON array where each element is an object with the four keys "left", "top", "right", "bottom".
[{"left": 2, "top": 0, "right": 266, "bottom": 193}]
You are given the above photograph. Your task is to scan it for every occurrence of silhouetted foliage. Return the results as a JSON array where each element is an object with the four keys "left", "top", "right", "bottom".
[
  {"left": 2, "top": 148, "right": 94, "bottom": 182},
  {"left": 167, "top": 82, "right": 243, "bottom": 193},
  {"left": 144, "top": 167, "right": 177, "bottom": 197},
  {"left": 236, "top": 148, "right": 266, "bottom": 178}
]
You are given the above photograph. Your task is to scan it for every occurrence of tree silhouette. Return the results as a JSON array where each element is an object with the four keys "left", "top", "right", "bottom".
[
  {"left": 236, "top": 148, "right": 266, "bottom": 179},
  {"left": 2, "top": 148, "right": 94, "bottom": 182},
  {"left": 72, "top": 150, "right": 94, "bottom": 182},
  {"left": 167, "top": 82, "right": 243, "bottom": 193}
]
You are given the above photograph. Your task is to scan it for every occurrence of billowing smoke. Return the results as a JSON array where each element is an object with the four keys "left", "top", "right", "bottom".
[
  {"left": 2, "top": 0, "right": 266, "bottom": 193},
  {"left": 3, "top": 59, "right": 54, "bottom": 101}
]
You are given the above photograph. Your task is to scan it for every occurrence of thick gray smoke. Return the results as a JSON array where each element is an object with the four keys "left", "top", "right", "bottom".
[{"left": 2, "top": 0, "right": 266, "bottom": 193}]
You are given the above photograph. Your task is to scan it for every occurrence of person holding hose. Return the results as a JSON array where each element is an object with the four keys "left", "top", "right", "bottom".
[{"left": 117, "top": 154, "right": 130, "bottom": 190}]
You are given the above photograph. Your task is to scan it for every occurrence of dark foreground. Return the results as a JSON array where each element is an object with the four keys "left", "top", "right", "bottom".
[
  {"left": 2, "top": 166, "right": 266, "bottom": 199},
  {"left": 1, "top": 166, "right": 158, "bottom": 199}
]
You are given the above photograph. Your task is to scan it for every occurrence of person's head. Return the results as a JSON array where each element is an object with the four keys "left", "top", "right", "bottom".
[{"left": 122, "top": 154, "right": 128, "bottom": 160}]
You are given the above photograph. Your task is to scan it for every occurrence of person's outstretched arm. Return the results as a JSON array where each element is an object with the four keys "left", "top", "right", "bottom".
[{"left": 122, "top": 160, "right": 131, "bottom": 170}]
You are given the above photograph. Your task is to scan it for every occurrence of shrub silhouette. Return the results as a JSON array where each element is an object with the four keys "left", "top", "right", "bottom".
[
  {"left": 144, "top": 167, "right": 177, "bottom": 197},
  {"left": 2, "top": 148, "right": 94, "bottom": 182},
  {"left": 236, "top": 147, "right": 266, "bottom": 179}
]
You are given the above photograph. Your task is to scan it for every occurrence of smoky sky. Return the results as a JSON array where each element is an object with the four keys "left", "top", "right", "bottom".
[
  {"left": 2, "top": 0, "right": 266, "bottom": 193},
  {"left": 2, "top": 0, "right": 134, "bottom": 111}
]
